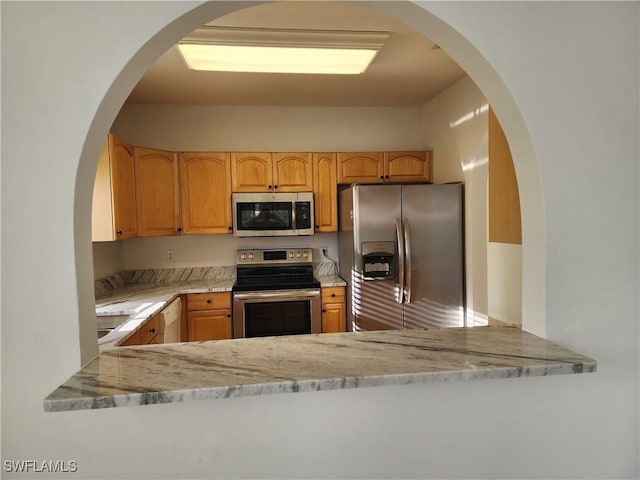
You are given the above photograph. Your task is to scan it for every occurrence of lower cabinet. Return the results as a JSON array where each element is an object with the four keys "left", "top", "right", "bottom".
[
  {"left": 120, "top": 314, "right": 160, "bottom": 346},
  {"left": 186, "top": 292, "right": 233, "bottom": 341},
  {"left": 321, "top": 287, "right": 346, "bottom": 333}
]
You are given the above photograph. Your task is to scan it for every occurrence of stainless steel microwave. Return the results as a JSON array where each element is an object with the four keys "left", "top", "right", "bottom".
[{"left": 232, "top": 192, "right": 314, "bottom": 237}]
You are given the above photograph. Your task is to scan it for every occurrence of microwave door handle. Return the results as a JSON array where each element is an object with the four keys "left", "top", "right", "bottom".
[
  {"left": 292, "top": 202, "right": 297, "bottom": 232},
  {"left": 403, "top": 218, "right": 412, "bottom": 304},
  {"left": 395, "top": 218, "right": 405, "bottom": 304}
]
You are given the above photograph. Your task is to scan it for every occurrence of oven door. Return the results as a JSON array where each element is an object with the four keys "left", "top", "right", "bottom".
[{"left": 233, "top": 289, "right": 321, "bottom": 338}]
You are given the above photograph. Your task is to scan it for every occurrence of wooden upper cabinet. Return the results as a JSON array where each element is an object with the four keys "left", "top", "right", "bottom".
[
  {"left": 273, "top": 152, "right": 313, "bottom": 192},
  {"left": 231, "top": 152, "right": 273, "bottom": 192},
  {"left": 134, "top": 147, "right": 180, "bottom": 237},
  {"left": 180, "top": 152, "right": 232, "bottom": 235},
  {"left": 337, "top": 152, "right": 384, "bottom": 184},
  {"left": 384, "top": 151, "right": 431, "bottom": 183},
  {"left": 92, "top": 133, "right": 136, "bottom": 241},
  {"left": 313, "top": 153, "right": 338, "bottom": 232},
  {"left": 231, "top": 152, "right": 313, "bottom": 192}
]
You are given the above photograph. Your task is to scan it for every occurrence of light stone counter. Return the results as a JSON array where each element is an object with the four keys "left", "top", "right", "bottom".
[
  {"left": 94, "top": 265, "right": 345, "bottom": 349},
  {"left": 45, "top": 326, "right": 595, "bottom": 412}
]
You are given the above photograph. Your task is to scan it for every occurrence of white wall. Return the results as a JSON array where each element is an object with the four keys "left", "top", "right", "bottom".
[
  {"left": 420, "top": 74, "right": 490, "bottom": 325},
  {"left": 2, "top": 2, "right": 638, "bottom": 479},
  {"left": 92, "top": 242, "right": 124, "bottom": 279}
]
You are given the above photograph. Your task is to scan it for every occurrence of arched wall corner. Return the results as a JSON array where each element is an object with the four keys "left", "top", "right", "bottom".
[
  {"left": 360, "top": 1, "right": 545, "bottom": 336},
  {"left": 74, "top": 1, "right": 546, "bottom": 363}
]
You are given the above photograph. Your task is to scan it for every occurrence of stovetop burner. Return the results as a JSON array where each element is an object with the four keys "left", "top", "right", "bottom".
[{"left": 233, "top": 248, "right": 320, "bottom": 292}]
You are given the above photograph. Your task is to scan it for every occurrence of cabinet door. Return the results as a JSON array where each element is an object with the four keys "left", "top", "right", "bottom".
[
  {"left": 140, "top": 314, "right": 160, "bottom": 344},
  {"left": 187, "top": 310, "right": 233, "bottom": 341},
  {"left": 91, "top": 134, "right": 136, "bottom": 241},
  {"left": 312, "top": 153, "right": 337, "bottom": 232},
  {"left": 231, "top": 152, "right": 273, "bottom": 192},
  {"left": 134, "top": 147, "right": 180, "bottom": 237},
  {"left": 120, "top": 329, "right": 141, "bottom": 346},
  {"left": 337, "top": 152, "right": 384, "bottom": 184},
  {"left": 180, "top": 152, "right": 232, "bottom": 234},
  {"left": 273, "top": 152, "right": 313, "bottom": 192},
  {"left": 92, "top": 139, "right": 115, "bottom": 241},
  {"left": 384, "top": 151, "right": 431, "bottom": 183},
  {"left": 322, "top": 302, "right": 346, "bottom": 333},
  {"left": 110, "top": 134, "right": 137, "bottom": 238}
]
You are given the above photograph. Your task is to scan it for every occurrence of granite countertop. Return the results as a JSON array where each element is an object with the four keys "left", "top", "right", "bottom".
[
  {"left": 95, "top": 269, "right": 346, "bottom": 349},
  {"left": 44, "top": 326, "right": 596, "bottom": 412}
]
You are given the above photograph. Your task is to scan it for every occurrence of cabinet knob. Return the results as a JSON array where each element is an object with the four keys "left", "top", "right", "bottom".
[
  {"left": 149, "top": 327, "right": 156, "bottom": 334},
  {"left": 274, "top": 185, "right": 278, "bottom": 189},
  {"left": 331, "top": 293, "right": 336, "bottom": 297},
  {"left": 207, "top": 299, "right": 212, "bottom": 304},
  {"left": 315, "top": 225, "right": 320, "bottom": 229},
  {"left": 322, "top": 309, "right": 327, "bottom": 313},
  {"left": 379, "top": 175, "right": 384, "bottom": 179},
  {"left": 226, "top": 314, "right": 231, "bottom": 318},
  {"left": 268, "top": 185, "right": 273, "bottom": 189},
  {"left": 228, "top": 226, "right": 233, "bottom": 231},
  {"left": 116, "top": 230, "right": 123, "bottom": 235},
  {"left": 177, "top": 227, "right": 182, "bottom": 233},
  {"left": 385, "top": 175, "right": 390, "bottom": 179}
]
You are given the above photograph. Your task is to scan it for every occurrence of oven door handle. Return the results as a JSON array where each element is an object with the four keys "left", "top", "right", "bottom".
[{"left": 233, "top": 289, "right": 321, "bottom": 301}]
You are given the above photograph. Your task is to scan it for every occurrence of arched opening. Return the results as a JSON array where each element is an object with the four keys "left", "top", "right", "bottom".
[{"left": 76, "top": 1, "right": 544, "bottom": 364}]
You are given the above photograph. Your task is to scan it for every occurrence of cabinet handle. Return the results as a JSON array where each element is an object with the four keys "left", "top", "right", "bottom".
[
  {"left": 116, "top": 230, "right": 123, "bottom": 236},
  {"left": 268, "top": 185, "right": 273, "bottom": 189},
  {"left": 207, "top": 299, "right": 212, "bottom": 304},
  {"left": 149, "top": 327, "right": 156, "bottom": 334},
  {"left": 177, "top": 227, "right": 182, "bottom": 233},
  {"left": 385, "top": 175, "right": 390, "bottom": 179},
  {"left": 274, "top": 185, "right": 278, "bottom": 189},
  {"left": 226, "top": 314, "right": 231, "bottom": 318},
  {"left": 322, "top": 309, "right": 327, "bottom": 313},
  {"left": 228, "top": 226, "right": 233, "bottom": 231},
  {"left": 379, "top": 176, "right": 384, "bottom": 179},
  {"left": 331, "top": 293, "right": 336, "bottom": 297}
]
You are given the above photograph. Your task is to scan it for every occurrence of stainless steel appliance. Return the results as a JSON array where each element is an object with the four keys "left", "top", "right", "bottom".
[
  {"left": 338, "top": 183, "right": 465, "bottom": 332},
  {"left": 232, "top": 192, "right": 314, "bottom": 237},
  {"left": 232, "top": 248, "right": 321, "bottom": 338}
]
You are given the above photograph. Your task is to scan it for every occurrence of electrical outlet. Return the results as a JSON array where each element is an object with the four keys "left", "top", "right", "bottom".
[{"left": 166, "top": 250, "right": 175, "bottom": 262}]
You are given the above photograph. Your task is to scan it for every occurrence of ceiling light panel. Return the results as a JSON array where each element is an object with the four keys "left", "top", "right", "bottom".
[{"left": 177, "top": 26, "right": 389, "bottom": 75}]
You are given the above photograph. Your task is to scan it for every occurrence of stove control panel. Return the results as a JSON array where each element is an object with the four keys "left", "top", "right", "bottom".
[{"left": 236, "top": 248, "right": 314, "bottom": 265}]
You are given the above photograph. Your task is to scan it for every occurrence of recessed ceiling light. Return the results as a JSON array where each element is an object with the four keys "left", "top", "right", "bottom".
[{"left": 177, "top": 26, "right": 390, "bottom": 75}]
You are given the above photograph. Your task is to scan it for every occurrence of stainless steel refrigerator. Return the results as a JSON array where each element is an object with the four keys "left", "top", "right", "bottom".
[{"left": 338, "top": 183, "right": 465, "bottom": 331}]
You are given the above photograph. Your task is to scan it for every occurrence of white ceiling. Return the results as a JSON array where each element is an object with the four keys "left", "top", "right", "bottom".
[{"left": 125, "top": 1, "right": 466, "bottom": 107}]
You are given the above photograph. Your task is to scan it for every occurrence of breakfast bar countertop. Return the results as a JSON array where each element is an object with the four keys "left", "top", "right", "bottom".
[{"left": 45, "top": 326, "right": 596, "bottom": 412}]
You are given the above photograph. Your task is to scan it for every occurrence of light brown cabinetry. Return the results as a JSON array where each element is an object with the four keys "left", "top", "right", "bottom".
[
  {"left": 120, "top": 314, "right": 160, "bottom": 346},
  {"left": 337, "top": 151, "right": 432, "bottom": 184},
  {"left": 384, "top": 151, "right": 431, "bottom": 183},
  {"left": 186, "top": 292, "right": 233, "bottom": 341},
  {"left": 179, "top": 152, "right": 232, "bottom": 235},
  {"left": 321, "top": 287, "right": 346, "bottom": 333},
  {"left": 92, "top": 133, "right": 137, "bottom": 241},
  {"left": 231, "top": 152, "right": 273, "bottom": 192},
  {"left": 134, "top": 147, "right": 180, "bottom": 237},
  {"left": 231, "top": 152, "right": 313, "bottom": 192},
  {"left": 273, "top": 152, "right": 313, "bottom": 192},
  {"left": 312, "top": 153, "right": 338, "bottom": 232},
  {"left": 337, "top": 152, "right": 384, "bottom": 184}
]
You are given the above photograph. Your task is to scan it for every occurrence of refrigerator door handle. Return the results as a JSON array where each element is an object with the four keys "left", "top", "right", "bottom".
[
  {"left": 395, "top": 218, "right": 405, "bottom": 304},
  {"left": 403, "top": 218, "right": 412, "bottom": 304}
]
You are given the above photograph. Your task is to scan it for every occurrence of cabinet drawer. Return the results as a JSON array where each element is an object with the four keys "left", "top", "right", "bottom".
[
  {"left": 187, "top": 292, "right": 232, "bottom": 311},
  {"left": 140, "top": 314, "right": 160, "bottom": 344},
  {"left": 322, "top": 287, "right": 345, "bottom": 304}
]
